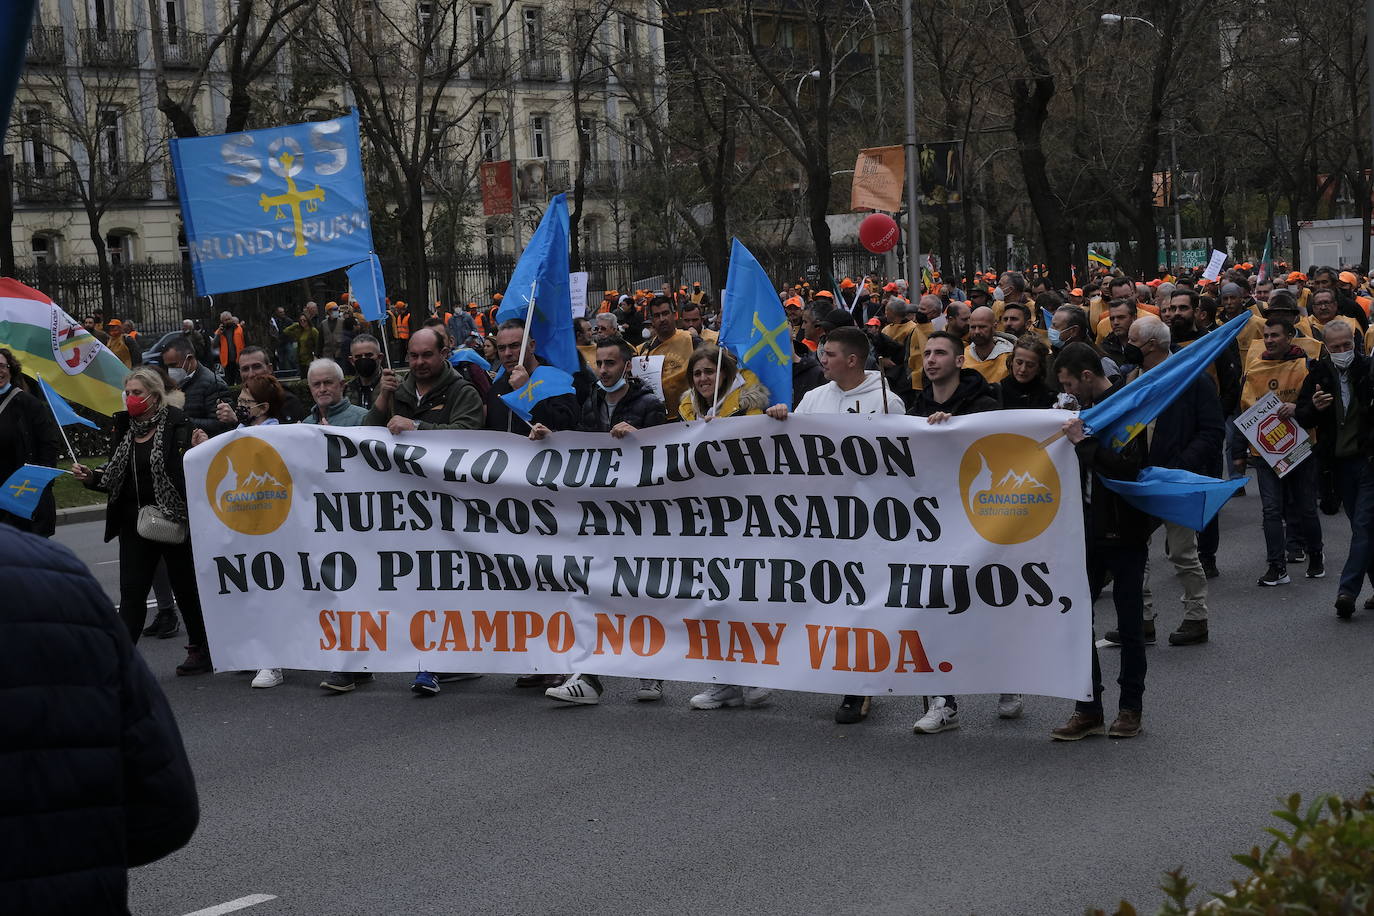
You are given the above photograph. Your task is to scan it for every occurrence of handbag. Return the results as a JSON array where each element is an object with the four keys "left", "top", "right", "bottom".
[{"left": 132, "top": 442, "right": 188, "bottom": 544}]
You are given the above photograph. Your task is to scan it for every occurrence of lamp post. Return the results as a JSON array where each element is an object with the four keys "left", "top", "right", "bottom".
[
  {"left": 794, "top": 69, "right": 821, "bottom": 107},
  {"left": 901, "top": 0, "right": 921, "bottom": 284},
  {"left": 861, "top": 0, "right": 882, "bottom": 138}
]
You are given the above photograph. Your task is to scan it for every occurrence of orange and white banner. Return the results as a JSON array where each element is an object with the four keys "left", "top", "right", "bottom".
[
  {"left": 850, "top": 145, "right": 905, "bottom": 212},
  {"left": 185, "top": 413, "right": 1092, "bottom": 699}
]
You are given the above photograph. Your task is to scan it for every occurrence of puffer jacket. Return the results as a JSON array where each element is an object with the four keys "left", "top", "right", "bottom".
[
  {"left": 578, "top": 378, "right": 667, "bottom": 431},
  {"left": 0, "top": 526, "right": 199, "bottom": 914}
]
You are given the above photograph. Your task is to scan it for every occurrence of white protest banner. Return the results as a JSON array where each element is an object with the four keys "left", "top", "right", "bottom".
[
  {"left": 629, "top": 353, "right": 665, "bottom": 402},
  {"left": 1201, "top": 249, "right": 1227, "bottom": 282},
  {"left": 569, "top": 271, "right": 589, "bottom": 318},
  {"left": 184, "top": 412, "right": 1093, "bottom": 700},
  {"left": 1235, "top": 391, "right": 1312, "bottom": 477}
]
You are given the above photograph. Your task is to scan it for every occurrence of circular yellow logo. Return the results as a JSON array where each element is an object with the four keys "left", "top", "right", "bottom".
[
  {"left": 205, "top": 435, "right": 294, "bottom": 535},
  {"left": 958, "top": 434, "right": 1060, "bottom": 545}
]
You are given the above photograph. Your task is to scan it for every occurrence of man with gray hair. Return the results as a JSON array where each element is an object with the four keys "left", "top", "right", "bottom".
[
  {"left": 593, "top": 313, "right": 620, "bottom": 341},
  {"left": 302, "top": 358, "right": 369, "bottom": 427}
]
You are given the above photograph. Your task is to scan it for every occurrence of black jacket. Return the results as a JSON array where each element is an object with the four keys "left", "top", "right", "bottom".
[
  {"left": 578, "top": 378, "right": 667, "bottom": 432},
  {"left": 908, "top": 368, "right": 1000, "bottom": 417},
  {"left": 0, "top": 386, "right": 63, "bottom": 537},
  {"left": 995, "top": 375, "right": 1058, "bottom": 410},
  {"left": 0, "top": 526, "right": 199, "bottom": 914},
  {"left": 176, "top": 364, "right": 229, "bottom": 431},
  {"left": 1296, "top": 353, "right": 1373, "bottom": 460},
  {"left": 792, "top": 351, "right": 825, "bottom": 408},
  {"left": 1172, "top": 325, "right": 1241, "bottom": 416},
  {"left": 1147, "top": 373, "right": 1225, "bottom": 475},
  {"left": 87, "top": 407, "right": 195, "bottom": 543},
  {"left": 485, "top": 362, "right": 582, "bottom": 435},
  {"left": 1076, "top": 381, "right": 1156, "bottom": 546}
]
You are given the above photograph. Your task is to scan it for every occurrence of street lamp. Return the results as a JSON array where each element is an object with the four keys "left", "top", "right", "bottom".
[
  {"left": 1100, "top": 13, "right": 1161, "bottom": 34},
  {"left": 861, "top": 0, "right": 882, "bottom": 138},
  {"left": 794, "top": 69, "right": 821, "bottom": 107}
]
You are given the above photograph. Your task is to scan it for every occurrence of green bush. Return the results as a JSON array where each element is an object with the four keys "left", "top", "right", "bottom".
[{"left": 1092, "top": 787, "right": 1374, "bottom": 915}]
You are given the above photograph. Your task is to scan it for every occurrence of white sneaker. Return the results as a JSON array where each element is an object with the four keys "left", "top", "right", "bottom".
[
  {"left": 690, "top": 684, "right": 744, "bottom": 709},
  {"left": 545, "top": 674, "right": 601, "bottom": 705},
  {"left": 998, "top": 693, "right": 1024, "bottom": 719},
  {"left": 251, "top": 668, "right": 283, "bottom": 689},
  {"left": 636, "top": 679, "right": 664, "bottom": 702},
  {"left": 742, "top": 686, "right": 772, "bottom": 707},
  {"left": 912, "top": 697, "right": 959, "bottom": 733}
]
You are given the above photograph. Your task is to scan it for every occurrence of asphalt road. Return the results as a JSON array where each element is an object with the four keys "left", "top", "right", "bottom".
[{"left": 55, "top": 483, "right": 1374, "bottom": 916}]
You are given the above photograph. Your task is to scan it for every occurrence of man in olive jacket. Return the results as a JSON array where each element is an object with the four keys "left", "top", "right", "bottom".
[{"left": 364, "top": 327, "right": 484, "bottom": 431}]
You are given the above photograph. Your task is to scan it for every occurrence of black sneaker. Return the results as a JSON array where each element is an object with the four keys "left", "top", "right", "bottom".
[
  {"left": 1168, "top": 619, "right": 1209, "bottom": 646},
  {"left": 835, "top": 695, "right": 870, "bottom": 724},
  {"left": 1258, "top": 565, "right": 1291, "bottom": 587},
  {"left": 1306, "top": 553, "right": 1325, "bottom": 579},
  {"left": 1201, "top": 560, "right": 1220, "bottom": 579},
  {"left": 1099, "top": 620, "right": 1155, "bottom": 647},
  {"left": 321, "top": 671, "right": 375, "bottom": 693},
  {"left": 1286, "top": 547, "right": 1307, "bottom": 564},
  {"left": 142, "top": 607, "right": 180, "bottom": 639},
  {"left": 1335, "top": 594, "right": 1357, "bottom": 620}
]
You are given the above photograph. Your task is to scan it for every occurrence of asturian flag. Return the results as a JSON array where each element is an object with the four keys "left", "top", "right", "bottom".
[
  {"left": 0, "top": 278, "right": 128, "bottom": 415},
  {"left": 719, "top": 239, "right": 792, "bottom": 411}
]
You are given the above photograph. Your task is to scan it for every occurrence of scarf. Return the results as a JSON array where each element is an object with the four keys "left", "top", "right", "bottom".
[{"left": 102, "top": 407, "right": 188, "bottom": 523}]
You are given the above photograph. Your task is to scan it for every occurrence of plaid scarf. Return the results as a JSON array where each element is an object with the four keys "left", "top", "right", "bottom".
[{"left": 101, "top": 407, "right": 188, "bottom": 523}]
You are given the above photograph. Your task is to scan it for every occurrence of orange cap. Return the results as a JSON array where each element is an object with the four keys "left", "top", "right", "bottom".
[
  {"left": 1070, "top": 287, "right": 1083, "bottom": 297},
  {"left": 840, "top": 277, "right": 856, "bottom": 289},
  {"left": 107, "top": 319, "right": 122, "bottom": 327},
  {"left": 883, "top": 282, "right": 898, "bottom": 293},
  {"left": 815, "top": 289, "right": 834, "bottom": 299},
  {"left": 1286, "top": 271, "right": 1307, "bottom": 283},
  {"left": 866, "top": 317, "right": 881, "bottom": 326},
  {"left": 1340, "top": 270, "right": 1358, "bottom": 285}
]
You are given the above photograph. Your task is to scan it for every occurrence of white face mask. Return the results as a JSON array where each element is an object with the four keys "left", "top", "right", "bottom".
[
  {"left": 598, "top": 375, "right": 628, "bottom": 394},
  {"left": 167, "top": 367, "right": 188, "bottom": 386},
  {"left": 1331, "top": 350, "right": 1355, "bottom": 370}
]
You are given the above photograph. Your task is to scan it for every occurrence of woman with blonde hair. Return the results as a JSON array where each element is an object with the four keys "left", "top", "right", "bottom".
[
  {"left": 72, "top": 367, "right": 210, "bottom": 675},
  {"left": 677, "top": 343, "right": 770, "bottom": 421}
]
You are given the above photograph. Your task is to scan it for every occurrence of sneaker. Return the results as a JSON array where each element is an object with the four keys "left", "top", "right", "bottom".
[
  {"left": 515, "top": 673, "right": 566, "bottom": 688},
  {"left": 410, "top": 671, "right": 440, "bottom": 696},
  {"left": 636, "top": 679, "right": 664, "bottom": 702},
  {"left": 997, "top": 693, "right": 1024, "bottom": 719},
  {"left": 436, "top": 673, "right": 482, "bottom": 683},
  {"left": 742, "top": 686, "right": 773, "bottom": 707},
  {"left": 545, "top": 673, "right": 601, "bottom": 705},
  {"left": 912, "top": 697, "right": 959, "bottom": 733},
  {"left": 1108, "top": 708, "right": 1143, "bottom": 738},
  {"left": 1286, "top": 547, "right": 1307, "bottom": 563},
  {"left": 1201, "top": 560, "right": 1220, "bottom": 579},
  {"left": 142, "top": 607, "right": 180, "bottom": 639},
  {"left": 1168, "top": 619, "right": 1209, "bottom": 646},
  {"left": 835, "top": 695, "right": 870, "bottom": 724},
  {"left": 1050, "top": 711, "right": 1106, "bottom": 741},
  {"left": 1097, "top": 620, "right": 1156, "bottom": 648},
  {"left": 320, "top": 671, "right": 375, "bottom": 692},
  {"left": 175, "top": 646, "right": 212, "bottom": 676},
  {"left": 1306, "top": 553, "right": 1325, "bottom": 579},
  {"left": 691, "top": 684, "right": 744, "bottom": 709},
  {"left": 1257, "top": 565, "right": 1291, "bottom": 587},
  {"left": 1336, "top": 594, "right": 1357, "bottom": 620},
  {"left": 251, "top": 668, "right": 284, "bottom": 688}
]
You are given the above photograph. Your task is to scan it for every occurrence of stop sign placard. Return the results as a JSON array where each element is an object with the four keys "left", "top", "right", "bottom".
[{"left": 1257, "top": 415, "right": 1296, "bottom": 454}]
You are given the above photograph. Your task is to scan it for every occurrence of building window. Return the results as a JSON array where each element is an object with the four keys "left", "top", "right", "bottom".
[
  {"left": 418, "top": 0, "right": 435, "bottom": 38},
  {"left": 529, "top": 114, "right": 548, "bottom": 159},
  {"left": 106, "top": 232, "right": 133, "bottom": 267},
  {"left": 479, "top": 114, "right": 500, "bottom": 161},
  {"left": 624, "top": 117, "right": 641, "bottom": 164},
  {"left": 484, "top": 221, "right": 504, "bottom": 258},
  {"left": 473, "top": 4, "right": 491, "bottom": 52},
  {"left": 98, "top": 107, "right": 122, "bottom": 173},
  {"left": 620, "top": 14, "right": 635, "bottom": 52},
  {"left": 583, "top": 218, "right": 601, "bottom": 252},
  {"left": 164, "top": 0, "right": 182, "bottom": 42},
  {"left": 31, "top": 235, "right": 60, "bottom": 266},
  {"left": 523, "top": 7, "right": 543, "bottom": 55},
  {"left": 362, "top": 0, "right": 378, "bottom": 44},
  {"left": 91, "top": 0, "right": 115, "bottom": 35},
  {"left": 579, "top": 116, "right": 597, "bottom": 159},
  {"left": 21, "top": 108, "right": 48, "bottom": 175},
  {"left": 430, "top": 110, "right": 448, "bottom": 153}
]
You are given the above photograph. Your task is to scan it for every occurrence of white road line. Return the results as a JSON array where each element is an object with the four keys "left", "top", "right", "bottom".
[
  {"left": 96, "top": 559, "right": 118, "bottom": 565},
  {"left": 178, "top": 894, "right": 277, "bottom": 916}
]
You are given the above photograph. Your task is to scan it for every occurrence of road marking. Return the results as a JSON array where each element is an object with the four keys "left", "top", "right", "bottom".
[
  {"left": 178, "top": 894, "right": 277, "bottom": 916},
  {"left": 96, "top": 559, "right": 118, "bottom": 565}
]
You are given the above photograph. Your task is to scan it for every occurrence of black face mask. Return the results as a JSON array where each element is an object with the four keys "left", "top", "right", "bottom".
[
  {"left": 234, "top": 404, "right": 254, "bottom": 424},
  {"left": 1122, "top": 343, "right": 1145, "bottom": 365},
  {"left": 353, "top": 356, "right": 378, "bottom": 378}
]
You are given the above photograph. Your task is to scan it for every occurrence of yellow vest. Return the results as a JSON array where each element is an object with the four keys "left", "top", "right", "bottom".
[
  {"left": 1235, "top": 314, "right": 1268, "bottom": 357},
  {"left": 639, "top": 331, "right": 696, "bottom": 419},
  {"left": 962, "top": 345, "right": 1010, "bottom": 383},
  {"left": 1241, "top": 355, "right": 1309, "bottom": 411},
  {"left": 1245, "top": 338, "right": 1322, "bottom": 373},
  {"left": 906, "top": 323, "right": 935, "bottom": 390},
  {"left": 577, "top": 343, "right": 599, "bottom": 367}
]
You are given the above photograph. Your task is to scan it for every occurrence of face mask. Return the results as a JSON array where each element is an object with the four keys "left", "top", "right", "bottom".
[
  {"left": 641, "top": 328, "right": 651, "bottom": 339},
  {"left": 167, "top": 367, "right": 188, "bottom": 386},
  {"left": 1047, "top": 327, "right": 1062, "bottom": 348},
  {"left": 125, "top": 394, "right": 152, "bottom": 417},
  {"left": 1122, "top": 343, "right": 1145, "bottom": 365},
  {"left": 598, "top": 375, "right": 628, "bottom": 394},
  {"left": 353, "top": 356, "right": 378, "bottom": 377},
  {"left": 234, "top": 404, "right": 255, "bottom": 424},
  {"left": 1332, "top": 350, "right": 1356, "bottom": 370},
  {"left": 328, "top": 310, "right": 338, "bottom": 319}
]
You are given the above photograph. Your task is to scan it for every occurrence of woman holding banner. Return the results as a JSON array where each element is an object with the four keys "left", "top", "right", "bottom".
[
  {"left": 678, "top": 344, "right": 776, "bottom": 711},
  {"left": 71, "top": 368, "right": 210, "bottom": 676}
]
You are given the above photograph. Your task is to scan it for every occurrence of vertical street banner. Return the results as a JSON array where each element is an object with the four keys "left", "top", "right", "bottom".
[
  {"left": 170, "top": 111, "right": 374, "bottom": 296},
  {"left": 917, "top": 141, "right": 962, "bottom": 207},
  {"left": 184, "top": 412, "right": 1094, "bottom": 700},
  {"left": 850, "top": 146, "right": 905, "bottom": 212},
  {"left": 480, "top": 160, "right": 514, "bottom": 216}
]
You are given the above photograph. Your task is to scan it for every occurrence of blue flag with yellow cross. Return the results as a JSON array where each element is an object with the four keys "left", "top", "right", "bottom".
[
  {"left": 0, "top": 465, "right": 66, "bottom": 521},
  {"left": 719, "top": 239, "right": 792, "bottom": 409},
  {"left": 499, "top": 365, "right": 576, "bottom": 423}
]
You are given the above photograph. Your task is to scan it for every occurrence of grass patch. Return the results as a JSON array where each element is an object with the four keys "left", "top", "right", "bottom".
[{"left": 51, "top": 456, "right": 107, "bottom": 509}]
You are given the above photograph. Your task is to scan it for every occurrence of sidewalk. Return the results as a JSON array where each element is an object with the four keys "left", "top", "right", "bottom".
[{"left": 57, "top": 504, "right": 105, "bottom": 527}]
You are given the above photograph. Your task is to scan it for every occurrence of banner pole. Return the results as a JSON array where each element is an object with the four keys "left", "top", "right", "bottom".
[
  {"left": 368, "top": 254, "right": 392, "bottom": 370},
  {"left": 516, "top": 279, "right": 537, "bottom": 369},
  {"left": 708, "top": 342, "right": 725, "bottom": 418}
]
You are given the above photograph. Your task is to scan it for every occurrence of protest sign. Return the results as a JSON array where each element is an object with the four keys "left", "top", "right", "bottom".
[
  {"left": 851, "top": 146, "right": 905, "bottom": 212},
  {"left": 569, "top": 271, "right": 589, "bottom": 317},
  {"left": 1235, "top": 391, "right": 1312, "bottom": 477},
  {"left": 629, "top": 353, "right": 666, "bottom": 402},
  {"left": 184, "top": 412, "right": 1093, "bottom": 700},
  {"left": 1202, "top": 249, "right": 1227, "bottom": 282}
]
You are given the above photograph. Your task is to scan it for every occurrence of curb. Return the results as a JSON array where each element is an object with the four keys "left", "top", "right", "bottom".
[{"left": 58, "top": 504, "right": 107, "bottom": 527}]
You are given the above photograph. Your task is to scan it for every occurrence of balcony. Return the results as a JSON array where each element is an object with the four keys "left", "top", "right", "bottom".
[
  {"left": 91, "top": 163, "right": 154, "bottom": 201},
  {"left": 521, "top": 53, "right": 562, "bottom": 81},
  {"left": 422, "top": 159, "right": 469, "bottom": 195},
  {"left": 468, "top": 46, "right": 510, "bottom": 81},
  {"left": 13, "top": 163, "right": 80, "bottom": 203},
  {"left": 27, "top": 26, "right": 65, "bottom": 66},
  {"left": 160, "top": 29, "right": 209, "bottom": 70},
  {"left": 580, "top": 159, "right": 623, "bottom": 191},
  {"left": 612, "top": 51, "right": 658, "bottom": 86},
  {"left": 79, "top": 28, "right": 139, "bottom": 68}
]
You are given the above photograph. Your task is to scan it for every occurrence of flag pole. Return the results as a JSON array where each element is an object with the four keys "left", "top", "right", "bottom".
[
  {"left": 516, "top": 279, "right": 538, "bottom": 368},
  {"left": 368, "top": 253, "right": 393, "bottom": 370},
  {"left": 37, "top": 378, "right": 81, "bottom": 462},
  {"left": 708, "top": 342, "right": 726, "bottom": 418}
]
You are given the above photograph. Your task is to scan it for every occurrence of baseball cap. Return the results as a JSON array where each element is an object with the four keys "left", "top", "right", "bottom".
[{"left": 1340, "top": 270, "right": 1358, "bottom": 285}]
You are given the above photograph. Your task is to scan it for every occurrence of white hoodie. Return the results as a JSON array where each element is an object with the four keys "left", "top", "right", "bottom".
[{"left": 795, "top": 369, "right": 906, "bottom": 415}]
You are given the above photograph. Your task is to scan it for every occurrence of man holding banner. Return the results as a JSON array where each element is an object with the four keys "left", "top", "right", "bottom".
[{"left": 364, "top": 328, "right": 483, "bottom": 434}]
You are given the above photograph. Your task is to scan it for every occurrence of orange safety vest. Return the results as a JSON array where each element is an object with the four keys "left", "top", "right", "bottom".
[
  {"left": 1241, "top": 354, "right": 1309, "bottom": 411},
  {"left": 216, "top": 324, "right": 245, "bottom": 367},
  {"left": 1245, "top": 338, "right": 1321, "bottom": 373},
  {"left": 390, "top": 311, "right": 410, "bottom": 340},
  {"left": 963, "top": 345, "right": 1010, "bottom": 383}
]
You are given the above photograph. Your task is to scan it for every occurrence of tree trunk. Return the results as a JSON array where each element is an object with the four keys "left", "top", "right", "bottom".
[
  {"left": 397, "top": 186, "right": 429, "bottom": 326},
  {"left": 936, "top": 205, "right": 954, "bottom": 288},
  {"left": 806, "top": 161, "right": 834, "bottom": 289},
  {"left": 1133, "top": 201, "right": 1157, "bottom": 277},
  {"left": 1288, "top": 194, "right": 1302, "bottom": 268},
  {"left": 88, "top": 215, "right": 113, "bottom": 315}
]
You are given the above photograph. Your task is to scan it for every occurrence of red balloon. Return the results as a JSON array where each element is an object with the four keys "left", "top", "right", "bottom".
[{"left": 859, "top": 213, "right": 900, "bottom": 254}]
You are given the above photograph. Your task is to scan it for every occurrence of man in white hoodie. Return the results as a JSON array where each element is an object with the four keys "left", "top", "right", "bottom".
[{"left": 764, "top": 326, "right": 903, "bottom": 723}]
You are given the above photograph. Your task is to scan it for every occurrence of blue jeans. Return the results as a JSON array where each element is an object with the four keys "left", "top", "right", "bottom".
[
  {"left": 1256, "top": 457, "right": 1322, "bottom": 567},
  {"left": 1335, "top": 456, "right": 1374, "bottom": 597},
  {"left": 1079, "top": 543, "right": 1148, "bottom": 715}
]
